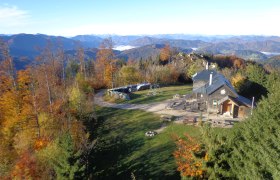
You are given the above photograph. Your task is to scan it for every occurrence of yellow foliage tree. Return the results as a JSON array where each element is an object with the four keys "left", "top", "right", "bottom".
[
  {"left": 95, "top": 38, "right": 116, "bottom": 88},
  {"left": 231, "top": 73, "right": 247, "bottom": 92},
  {"left": 173, "top": 133, "right": 207, "bottom": 178},
  {"left": 118, "top": 65, "right": 141, "bottom": 86}
]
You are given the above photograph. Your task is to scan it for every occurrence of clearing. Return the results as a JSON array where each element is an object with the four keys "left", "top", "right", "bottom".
[
  {"left": 92, "top": 84, "right": 229, "bottom": 179},
  {"left": 92, "top": 107, "right": 203, "bottom": 179}
]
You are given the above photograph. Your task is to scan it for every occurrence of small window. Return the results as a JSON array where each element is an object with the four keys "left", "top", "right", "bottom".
[{"left": 213, "top": 100, "right": 217, "bottom": 107}]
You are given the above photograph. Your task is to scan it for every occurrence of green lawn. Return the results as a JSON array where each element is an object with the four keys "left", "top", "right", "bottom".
[
  {"left": 104, "top": 84, "right": 192, "bottom": 104},
  {"left": 92, "top": 106, "right": 203, "bottom": 179}
]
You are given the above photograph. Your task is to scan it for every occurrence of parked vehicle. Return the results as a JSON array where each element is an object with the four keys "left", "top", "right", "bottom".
[
  {"left": 127, "top": 85, "right": 137, "bottom": 92},
  {"left": 137, "top": 83, "right": 151, "bottom": 91}
]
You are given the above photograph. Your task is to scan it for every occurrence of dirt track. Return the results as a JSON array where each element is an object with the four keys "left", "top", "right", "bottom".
[
  {"left": 94, "top": 90, "right": 199, "bottom": 117},
  {"left": 94, "top": 90, "right": 236, "bottom": 129}
]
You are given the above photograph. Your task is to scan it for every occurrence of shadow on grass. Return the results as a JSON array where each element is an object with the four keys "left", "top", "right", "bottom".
[
  {"left": 122, "top": 141, "right": 181, "bottom": 180},
  {"left": 92, "top": 138, "right": 146, "bottom": 179},
  {"left": 91, "top": 107, "right": 181, "bottom": 179}
]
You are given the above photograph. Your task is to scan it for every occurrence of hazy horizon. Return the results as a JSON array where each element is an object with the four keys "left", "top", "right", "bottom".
[{"left": 1, "top": 33, "right": 280, "bottom": 38}]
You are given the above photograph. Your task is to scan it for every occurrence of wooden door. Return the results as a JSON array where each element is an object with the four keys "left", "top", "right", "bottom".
[{"left": 222, "top": 100, "right": 231, "bottom": 113}]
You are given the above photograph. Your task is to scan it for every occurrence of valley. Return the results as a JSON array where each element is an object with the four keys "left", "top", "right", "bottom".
[{"left": 2, "top": 33, "right": 280, "bottom": 70}]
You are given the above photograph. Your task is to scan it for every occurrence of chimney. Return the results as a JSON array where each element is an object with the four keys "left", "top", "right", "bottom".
[{"left": 209, "top": 73, "right": 213, "bottom": 85}]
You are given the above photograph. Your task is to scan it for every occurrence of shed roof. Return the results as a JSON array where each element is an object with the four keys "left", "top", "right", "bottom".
[
  {"left": 217, "top": 95, "right": 252, "bottom": 107},
  {"left": 236, "top": 95, "right": 253, "bottom": 107}
]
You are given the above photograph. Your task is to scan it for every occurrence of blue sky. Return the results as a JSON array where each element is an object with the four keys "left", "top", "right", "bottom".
[{"left": 0, "top": 0, "right": 280, "bottom": 36}]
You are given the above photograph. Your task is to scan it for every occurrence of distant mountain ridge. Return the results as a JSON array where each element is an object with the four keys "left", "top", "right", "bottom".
[
  {"left": 2, "top": 33, "right": 280, "bottom": 69},
  {"left": 1, "top": 34, "right": 80, "bottom": 58},
  {"left": 117, "top": 44, "right": 192, "bottom": 61},
  {"left": 71, "top": 35, "right": 103, "bottom": 48}
]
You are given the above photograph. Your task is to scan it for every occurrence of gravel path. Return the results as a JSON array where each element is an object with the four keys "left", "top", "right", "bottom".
[
  {"left": 94, "top": 90, "right": 236, "bottom": 131},
  {"left": 94, "top": 90, "right": 199, "bottom": 117}
]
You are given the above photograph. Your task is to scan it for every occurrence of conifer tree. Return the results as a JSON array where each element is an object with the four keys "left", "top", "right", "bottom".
[
  {"left": 204, "top": 81, "right": 280, "bottom": 179},
  {"left": 42, "top": 132, "right": 85, "bottom": 180}
]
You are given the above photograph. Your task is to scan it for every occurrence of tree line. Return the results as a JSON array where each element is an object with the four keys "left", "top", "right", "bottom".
[{"left": 0, "top": 39, "right": 96, "bottom": 179}]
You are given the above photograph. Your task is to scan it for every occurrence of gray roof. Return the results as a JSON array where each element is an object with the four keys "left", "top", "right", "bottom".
[
  {"left": 206, "top": 74, "right": 238, "bottom": 96},
  {"left": 193, "top": 71, "right": 238, "bottom": 97},
  {"left": 236, "top": 95, "right": 253, "bottom": 107},
  {"left": 218, "top": 95, "right": 252, "bottom": 107},
  {"left": 192, "top": 70, "right": 217, "bottom": 82},
  {"left": 193, "top": 69, "right": 253, "bottom": 107}
]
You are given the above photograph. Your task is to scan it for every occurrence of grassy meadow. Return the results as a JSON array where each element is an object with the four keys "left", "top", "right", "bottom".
[
  {"left": 92, "top": 106, "right": 203, "bottom": 179},
  {"left": 104, "top": 84, "right": 193, "bottom": 104}
]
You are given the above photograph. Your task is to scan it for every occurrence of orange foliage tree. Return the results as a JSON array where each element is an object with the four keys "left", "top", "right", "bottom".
[
  {"left": 0, "top": 38, "right": 95, "bottom": 178},
  {"left": 160, "top": 44, "right": 171, "bottom": 64},
  {"left": 173, "top": 133, "right": 207, "bottom": 178},
  {"left": 95, "top": 38, "right": 117, "bottom": 88},
  {"left": 213, "top": 55, "right": 244, "bottom": 69},
  {"left": 11, "top": 151, "right": 40, "bottom": 179}
]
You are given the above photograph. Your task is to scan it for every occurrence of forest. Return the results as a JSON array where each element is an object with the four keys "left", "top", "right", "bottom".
[{"left": 0, "top": 37, "right": 280, "bottom": 179}]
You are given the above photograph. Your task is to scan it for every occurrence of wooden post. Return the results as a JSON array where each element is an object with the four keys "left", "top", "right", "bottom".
[{"left": 251, "top": 97, "right": 255, "bottom": 115}]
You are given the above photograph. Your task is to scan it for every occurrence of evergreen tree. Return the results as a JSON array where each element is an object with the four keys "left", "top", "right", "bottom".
[
  {"left": 41, "top": 132, "right": 85, "bottom": 180},
  {"left": 266, "top": 71, "right": 280, "bottom": 93},
  {"left": 245, "top": 64, "right": 267, "bottom": 86},
  {"left": 244, "top": 63, "right": 268, "bottom": 100},
  {"left": 204, "top": 81, "right": 280, "bottom": 179}
]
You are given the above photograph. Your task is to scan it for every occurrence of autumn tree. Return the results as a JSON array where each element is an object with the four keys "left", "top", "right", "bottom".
[
  {"left": 220, "top": 67, "right": 234, "bottom": 80},
  {"left": 76, "top": 46, "right": 87, "bottom": 80},
  {"left": 11, "top": 151, "right": 41, "bottom": 179},
  {"left": 0, "top": 39, "right": 21, "bottom": 176},
  {"left": 118, "top": 65, "right": 141, "bottom": 86},
  {"left": 0, "top": 39, "right": 17, "bottom": 88},
  {"left": 0, "top": 39, "right": 96, "bottom": 178},
  {"left": 231, "top": 72, "right": 249, "bottom": 93},
  {"left": 233, "top": 58, "right": 244, "bottom": 69},
  {"left": 173, "top": 133, "right": 207, "bottom": 178},
  {"left": 95, "top": 38, "right": 116, "bottom": 88},
  {"left": 212, "top": 55, "right": 244, "bottom": 69},
  {"left": 160, "top": 44, "right": 171, "bottom": 64},
  {"left": 186, "top": 59, "right": 205, "bottom": 78}
]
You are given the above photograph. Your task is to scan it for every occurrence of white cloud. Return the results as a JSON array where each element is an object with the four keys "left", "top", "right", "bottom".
[{"left": 0, "top": 5, "right": 30, "bottom": 28}]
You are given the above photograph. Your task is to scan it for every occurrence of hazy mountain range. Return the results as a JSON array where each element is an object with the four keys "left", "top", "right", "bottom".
[{"left": 1, "top": 33, "right": 280, "bottom": 69}]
